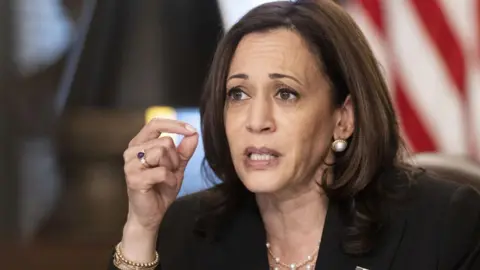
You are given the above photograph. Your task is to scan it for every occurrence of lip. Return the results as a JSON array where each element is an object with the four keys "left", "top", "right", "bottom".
[
  {"left": 243, "top": 146, "right": 281, "bottom": 170},
  {"left": 243, "top": 146, "right": 282, "bottom": 157}
]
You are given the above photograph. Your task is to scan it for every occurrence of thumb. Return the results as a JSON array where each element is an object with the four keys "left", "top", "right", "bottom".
[{"left": 176, "top": 133, "right": 199, "bottom": 171}]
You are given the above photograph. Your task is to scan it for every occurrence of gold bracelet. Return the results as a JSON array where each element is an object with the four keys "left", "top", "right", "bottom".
[
  {"left": 113, "top": 242, "right": 159, "bottom": 270},
  {"left": 113, "top": 255, "right": 158, "bottom": 270}
]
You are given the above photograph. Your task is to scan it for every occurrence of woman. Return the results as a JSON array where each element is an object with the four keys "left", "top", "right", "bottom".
[{"left": 110, "top": 1, "right": 480, "bottom": 269}]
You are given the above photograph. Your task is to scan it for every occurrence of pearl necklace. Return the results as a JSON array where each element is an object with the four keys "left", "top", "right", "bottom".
[{"left": 266, "top": 242, "right": 319, "bottom": 270}]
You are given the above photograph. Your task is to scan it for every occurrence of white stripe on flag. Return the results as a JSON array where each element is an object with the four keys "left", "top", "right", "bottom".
[{"left": 387, "top": 0, "right": 468, "bottom": 154}]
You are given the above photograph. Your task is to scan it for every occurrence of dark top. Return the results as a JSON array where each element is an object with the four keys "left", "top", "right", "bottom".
[{"left": 109, "top": 170, "right": 480, "bottom": 270}]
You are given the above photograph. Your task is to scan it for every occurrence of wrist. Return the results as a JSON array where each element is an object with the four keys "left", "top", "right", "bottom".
[
  {"left": 123, "top": 220, "right": 159, "bottom": 239},
  {"left": 121, "top": 220, "right": 159, "bottom": 263},
  {"left": 124, "top": 214, "right": 161, "bottom": 234}
]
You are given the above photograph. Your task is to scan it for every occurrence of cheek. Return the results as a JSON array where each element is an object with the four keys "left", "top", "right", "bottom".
[
  {"left": 224, "top": 110, "right": 244, "bottom": 154},
  {"left": 291, "top": 113, "right": 334, "bottom": 156}
]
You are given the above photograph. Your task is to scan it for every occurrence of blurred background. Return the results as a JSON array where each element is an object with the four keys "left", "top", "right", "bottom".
[{"left": 0, "top": 0, "right": 479, "bottom": 269}]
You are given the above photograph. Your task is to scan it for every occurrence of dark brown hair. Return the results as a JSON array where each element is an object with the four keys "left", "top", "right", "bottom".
[{"left": 200, "top": 0, "right": 410, "bottom": 255}]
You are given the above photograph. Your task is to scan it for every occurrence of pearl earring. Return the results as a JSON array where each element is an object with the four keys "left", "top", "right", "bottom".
[{"left": 332, "top": 139, "right": 348, "bottom": 152}]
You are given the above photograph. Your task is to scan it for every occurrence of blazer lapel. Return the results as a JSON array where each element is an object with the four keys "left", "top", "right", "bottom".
[
  {"left": 195, "top": 197, "right": 270, "bottom": 270},
  {"left": 365, "top": 206, "right": 407, "bottom": 270},
  {"left": 315, "top": 202, "right": 358, "bottom": 270},
  {"left": 316, "top": 200, "right": 407, "bottom": 270},
  {"left": 226, "top": 203, "right": 270, "bottom": 270}
]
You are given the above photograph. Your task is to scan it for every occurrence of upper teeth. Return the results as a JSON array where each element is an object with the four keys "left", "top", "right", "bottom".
[{"left": 250, "top": 153, "right": 275, "bottom": 160}]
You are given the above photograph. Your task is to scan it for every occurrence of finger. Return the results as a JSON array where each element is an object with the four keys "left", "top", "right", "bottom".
[
  {"left": 124, "top": 145, "right": 176, "bottom": 174},
  {"left": 164, "top": 143, "right": 180, "bottom": 169},
  {"left": 176, "top": 133, "right": 199, "bottom": 171},
  {"left": 144, "top": 145, "right": 177, "bottom": 169},
  {"left": 126, "top": 166, "right": 178, "bottom": 192},
  {"left": 129, "top": 118, "right": 196, "bottom": 147},
  {"left": 124, "top": 156, "right": 143, "bottom": 175},
  {"left": 123, "top": 136, "right": 177, "bottom": 163}
]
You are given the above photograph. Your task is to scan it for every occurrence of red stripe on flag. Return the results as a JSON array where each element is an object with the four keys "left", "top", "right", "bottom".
[
  {"left": 395, "top": 78, "right": 438, "bottom": 152},
  {"left": 409, "top": 0, "right": 467, "bottom": 97},
  {"left": 357, "top": 0, "right": 437, "bottom": 152},
  {"left": 358, "top": 0, "right": 384, "bottom": 34}
]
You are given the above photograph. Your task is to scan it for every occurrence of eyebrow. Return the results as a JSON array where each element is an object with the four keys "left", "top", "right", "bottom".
[
  {"left": 227, "top": 73, "right": 249, "bottom": 81},
  {"left": 269, "top": 73, "right": 303, "bottom": 86},
  {"left": 226, "top": 73, "right": 303, "bottom": 86}
]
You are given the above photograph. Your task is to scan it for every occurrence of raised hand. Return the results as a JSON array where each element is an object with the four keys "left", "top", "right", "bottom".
[{"left": 120, "top": 118, "right": 199, "bottom": 262}]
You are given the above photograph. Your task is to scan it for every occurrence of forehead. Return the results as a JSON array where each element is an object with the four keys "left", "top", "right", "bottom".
[{"left": 228, "top": 28, "right": 320, "bottom": 77}]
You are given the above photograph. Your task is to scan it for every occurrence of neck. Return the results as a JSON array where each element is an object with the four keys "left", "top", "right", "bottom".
[{"left": 256, "top": 182, "right": 328, "bottom": 264}]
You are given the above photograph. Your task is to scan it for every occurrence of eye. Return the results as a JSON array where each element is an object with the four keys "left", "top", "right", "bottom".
[
  {"left": 226, "top": 87, "right": 249, "bottom": 101},
  {"left": 275, "top": 87, "right": 299, "bottom": 101}
]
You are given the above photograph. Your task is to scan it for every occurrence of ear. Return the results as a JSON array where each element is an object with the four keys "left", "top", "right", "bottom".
[{"left": 333, "top": 95, "right": 354, "bottom": 140}]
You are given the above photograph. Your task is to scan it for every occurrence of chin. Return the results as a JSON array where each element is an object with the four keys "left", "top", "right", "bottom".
[{"left": 239, "top": 171, "right": 287, "bottom": 194}]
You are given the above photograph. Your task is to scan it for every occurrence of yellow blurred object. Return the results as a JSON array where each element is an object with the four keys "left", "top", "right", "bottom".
[
  {"left": 145, "top": 106, "right": 177, "bottom": 123},
  {"left": 145, "top": 106, "right": 178, "bottom": 141}
]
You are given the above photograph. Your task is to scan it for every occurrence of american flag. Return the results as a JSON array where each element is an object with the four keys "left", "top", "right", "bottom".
[{"left": 345, "top": 0, "right": 480, "bottom": 161}]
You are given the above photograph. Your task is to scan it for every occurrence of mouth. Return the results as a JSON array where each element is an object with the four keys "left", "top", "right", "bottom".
[{"left": 244, "top": 146, "right": 281, "bottom": 161}]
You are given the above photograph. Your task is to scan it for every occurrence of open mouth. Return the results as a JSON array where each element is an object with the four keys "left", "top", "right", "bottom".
[
  {"left": 244, "top": 146, "right": 281, "bottom": 160},
  {"left": 248, "top": 153, "right": 278, "bottom": 161},
  {"left": 243, "top": 146, "right": 281, "bottom": 169}
]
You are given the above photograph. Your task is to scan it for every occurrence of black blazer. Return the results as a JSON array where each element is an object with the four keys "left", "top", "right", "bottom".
[{"left": 109, "top": 171, "right": 480, "bottom": 270}]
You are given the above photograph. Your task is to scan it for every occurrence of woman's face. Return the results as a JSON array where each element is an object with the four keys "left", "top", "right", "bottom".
[{"left": 224, "top": 28, "right": 350, "bottom": 195}]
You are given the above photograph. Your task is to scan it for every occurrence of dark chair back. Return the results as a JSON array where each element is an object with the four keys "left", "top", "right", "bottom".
[{"left": 411, "top": 153, "right": 480, "bottom": 192}]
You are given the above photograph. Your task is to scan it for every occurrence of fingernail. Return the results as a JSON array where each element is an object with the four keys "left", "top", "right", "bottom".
[{"left": 185, "top": 124, "right": 197, "bottom": 133}]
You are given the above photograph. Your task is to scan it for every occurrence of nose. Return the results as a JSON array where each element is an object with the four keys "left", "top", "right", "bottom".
[{"left": 245, "top": 97, "right": 276, "bottom": 133}]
